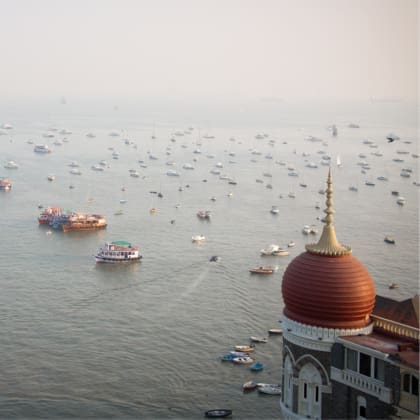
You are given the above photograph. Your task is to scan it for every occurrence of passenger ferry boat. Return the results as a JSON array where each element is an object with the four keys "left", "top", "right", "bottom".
[
  {"left": 95, "top": 241, "right": 142, "bottom": 263},
  {"left": 38, "top": 206, "right": 62, "bottom": 224},
  {"left": 62, "top": 213, "right": 107, "bottom": 232},
  {"left": 0, "top": 177, "right": 12, "bottom": 190}
]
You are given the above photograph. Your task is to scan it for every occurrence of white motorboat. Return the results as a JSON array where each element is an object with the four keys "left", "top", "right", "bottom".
[
  {"left": 166, "top": 169, "right": 180, "bottom": 176},
  {"left": 396, "top": 196, "right": 406, "bottom": 205},
  {"left": 302, "top": 225, "right": 317, "bottom": 235},
  {"left": 250, "top": 336, "right": 267, "bottom": 343},
  {"left": 270, "top": 206, "right": 279, "bottom": 214},
  {"left": 70, "top": 168, "right": 82, "bottom": 175},
  {"left": 4, "top": 160, "right": 19, "bottom": 169},
  {"left": 34, "top": 144, "right": 51, "bottom": 153},
  {"left": 192, "top": 235, "right": 206, "bottom": 242},
  {"left": 257, "top": 384, "right": 282, "bottom": 395},
  {"left": 232, "top": 356, "right": 254, "bottom": 365},
  {"left": 260, "top": 244, "right": 280, "bottom": 255}
]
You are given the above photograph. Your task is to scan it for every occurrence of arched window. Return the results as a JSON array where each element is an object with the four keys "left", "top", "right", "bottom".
[{"left": 298, "top": 363, "right": 322, "bottom": 419}]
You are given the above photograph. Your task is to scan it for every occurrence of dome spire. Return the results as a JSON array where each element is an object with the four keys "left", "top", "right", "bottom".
[{"left": 306, "top": 167, "right": 352, "bottom": 256}]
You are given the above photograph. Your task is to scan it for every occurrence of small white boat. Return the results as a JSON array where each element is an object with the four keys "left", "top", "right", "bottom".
[
  {"left": 260, "top": 244, "right": 280, "bottom": 255},
  {"left": 4, "top": 160, "right": 19, "bottom": 169},
  {"left": 268, "top": 328, "right": 283, "bottom": 335},
  {"left": 47, "top": 174, "right": 55, "bottom": 181},
  {"left": 302, "top": 225, "right": 317, "bottom": 235},
  {"left": 91, "top": 165, "right": 104, "bottom": 171},
  {"left": 257, "top": 384, "right": 282, "bottom": 395},
  {"left": 250, "top": 336, "right": 267, "bottom": 343},
  {"left": 396, "top": 196, "right": 406, "bottom": 205},
  {"left": 232, "top": 356, "right": 254, "bottom": 365},
  {"left": 70, "top": 168, "right": 82, "bottom": 175},
  {"left": 34, "top": 144, "right": 51, "bottom": 153},
  {"left": 192, "top": 235, "right": 206, "bottom": 242},
  {"left": 270, "top": 206, "right": 279, "bottom": 214},
  {"left": 287, "top": 241, "right": 296, "bottom": 248}
]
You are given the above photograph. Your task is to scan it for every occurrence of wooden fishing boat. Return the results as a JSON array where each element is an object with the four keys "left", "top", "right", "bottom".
[
  {"left": 249, "top": 266, "right": 274, "bottom": 274},
  {"left": 234, "top": 345, "right": 255, "bottom": 353},
  {"left": 384, "top": 236, "right": 395, "bottom": 244},
  {"left": 242, "top": 380, "right": 258, "bottom": 391}
]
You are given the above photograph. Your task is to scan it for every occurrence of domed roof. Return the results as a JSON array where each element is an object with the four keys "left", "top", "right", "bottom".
[{"left": 282, "top": 169, "right": 376, "bottom": 329}]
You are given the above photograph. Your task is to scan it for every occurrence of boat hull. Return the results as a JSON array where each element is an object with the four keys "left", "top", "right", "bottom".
[
  {"left": 95, "top": 255, "right": 142, "bottom": 263},
  {"left": 62, "top": 223, "right": 107, "bottom": 233},
  {"left": 205, "top": 409, "right": 232, "bottom": 418}
]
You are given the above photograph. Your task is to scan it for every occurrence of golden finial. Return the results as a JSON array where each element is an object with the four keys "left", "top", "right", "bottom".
[{"left": 306, "top": 168, "right": 352, "bottom": 256}]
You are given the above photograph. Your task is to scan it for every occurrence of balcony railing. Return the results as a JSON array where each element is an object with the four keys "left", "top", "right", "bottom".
[
  {"left": 331, "top": 367, "right": 392, "bottom": 403},
  {"left": 372, "top": 315, "right": 420, "bottom": 341}
]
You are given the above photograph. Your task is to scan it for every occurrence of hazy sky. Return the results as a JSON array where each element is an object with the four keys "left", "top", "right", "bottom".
[{"left": 0, "top": 0, "right": 417, "bottom": 101}]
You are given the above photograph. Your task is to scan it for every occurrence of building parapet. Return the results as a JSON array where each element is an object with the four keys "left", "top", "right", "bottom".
[
  {"left": 372, "top": 315, "right": 420, "bottom": 341},
  {"left": 282, "top": 316, "right": 373, "bottom": 350},
  {"left": 331, "top": 367, "right": 393, "bottom": 403}
]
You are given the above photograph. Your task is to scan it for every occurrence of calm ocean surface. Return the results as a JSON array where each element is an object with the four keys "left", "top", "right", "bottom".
[{"left": 0, "top": 99, "right": 418, "bottom": 419}]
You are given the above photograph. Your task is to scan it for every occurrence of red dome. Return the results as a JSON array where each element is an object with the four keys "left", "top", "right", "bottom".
[{"left": 282, "top": 251, "right": 376, "bottom": 329}]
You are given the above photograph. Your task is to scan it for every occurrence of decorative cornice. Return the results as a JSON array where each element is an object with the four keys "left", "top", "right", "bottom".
[
  {"left": 306, "top": 167, "right": 352, "bottom": 256},
  {"left": 282, "top": 315, "right": 374, "bottom": 351}
]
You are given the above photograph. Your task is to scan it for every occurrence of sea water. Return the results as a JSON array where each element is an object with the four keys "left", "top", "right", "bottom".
[{"left": 0, "top": 98, "right": 418, "bottom": 418}]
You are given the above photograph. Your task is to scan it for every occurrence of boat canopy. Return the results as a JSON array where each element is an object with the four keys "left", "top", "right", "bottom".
[{"left": 111, "top": 240, "right": 132, "bottom": 247}]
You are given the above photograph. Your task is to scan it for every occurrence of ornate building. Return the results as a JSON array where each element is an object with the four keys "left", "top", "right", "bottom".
[{"left": 279, "top": 169, "right": 419, "bottom": 419}]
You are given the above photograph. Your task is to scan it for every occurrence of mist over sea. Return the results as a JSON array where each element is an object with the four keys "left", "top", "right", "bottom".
[{"left": 0, "top": 98, "right": 418, "bottom": 418}]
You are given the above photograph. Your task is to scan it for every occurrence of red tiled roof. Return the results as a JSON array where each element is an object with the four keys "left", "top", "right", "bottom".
[
  {"left": 340, "top": 333, "right": 419, "bottom": 370},
  {"left": 373, "top": 295, "right": 419, "bottom": 328}
]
